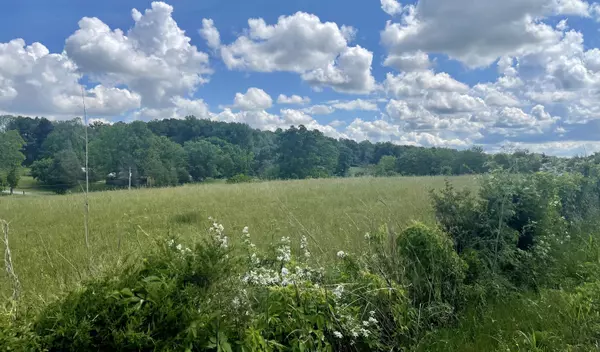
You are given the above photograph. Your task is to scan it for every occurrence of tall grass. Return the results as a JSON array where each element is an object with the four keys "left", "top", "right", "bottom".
[{"left": 0, "top": 176, "right": 474, "bottom": 308}]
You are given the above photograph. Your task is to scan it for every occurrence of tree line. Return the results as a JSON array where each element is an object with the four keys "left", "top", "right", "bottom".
[{"left": 0, "top": 114, "right": 556, "bottom": 193}]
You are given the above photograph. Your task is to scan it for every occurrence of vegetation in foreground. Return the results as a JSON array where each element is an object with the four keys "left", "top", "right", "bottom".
[
  {"left": 0, "top": 176, "right": 473, "bottom": 306},
  {"left": 3, "top": 164, "right": 600, "bottom": 350}
]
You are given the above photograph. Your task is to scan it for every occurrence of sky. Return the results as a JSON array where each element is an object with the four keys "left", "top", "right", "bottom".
[{"left": 3, "top": 0, "right": 600, "bottom": 156}]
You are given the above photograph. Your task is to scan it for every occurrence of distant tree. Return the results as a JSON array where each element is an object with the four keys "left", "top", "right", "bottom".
[
  {"left": 0, "top": 115, "right": 14, "bottom": 132},
  {"left": 0, "top": 130, "right": 26, "bottom": 192},
  {"left": 335, "top": 144, "right": 353, "bottom": 176},
  {"left": 374, "top": 155, "right": 398, "bottom": 176},
  {"left": 277, "top": 125, "right": 339, "bottom": 179},
  {"left": 143, "top": 135, "right": 188, "bottom": 186},
  {"left": 357, "top": 141, "right": 375, "bottom": 165},
  {"left": 31, "top": 150, "right": 82, "bottom": 194},
  {"left": 184, "top": 139, "right": 221, "bottom": 181},
  {"left": 42, "top": 119, "right": 85, "bottom": 162},
  {"left": 6, "top": 167, "right": 21, "bottom": 195}
]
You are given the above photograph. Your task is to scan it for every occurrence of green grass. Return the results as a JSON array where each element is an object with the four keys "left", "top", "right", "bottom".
[{"left": 0, "top": 175, "right": 474, "bottom": 307}]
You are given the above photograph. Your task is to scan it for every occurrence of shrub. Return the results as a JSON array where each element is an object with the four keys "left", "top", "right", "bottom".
[
  {"left": 396, "top": 224, "right": 466, "bottom": 315},
  {"left": 35, "top": 232, "right": 238, "bottom": 351},
  {"left": 0, "top": 314, "right": 39, "bottom": 351},
  {"left": 226, "top": 173, "right": 254, "bottom": 184},
  {"left": 432, "top": 169, "right": 578, "bottom": 290},
  {"left": 31, "top": 222, "right": 416, "bottom": 351}
]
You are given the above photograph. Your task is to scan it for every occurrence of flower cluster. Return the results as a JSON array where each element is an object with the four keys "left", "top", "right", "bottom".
[
  {"left": 166, "top": 239, "right": 191, "bottom": 255},
  {"left": 276, "top": 236, "right": 291, "bottom": 262},
  {"left": 205, "top": 221, "right": 380, "bottom": 346},
  {"left": 241, "top": 226, "right": 260, "bottom": 265},
  {"left": 339, "top": 310, "right": 379, "bottom": 340},
  {"left": 208, "top": 219, "right": 228, "bottom": 249},
  {"left": 300, "top": 235, "right": 311, "bottom": 259}
]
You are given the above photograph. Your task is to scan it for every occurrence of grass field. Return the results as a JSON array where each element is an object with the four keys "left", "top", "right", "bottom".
[{"left": 0, "top": 175, "right": 474, "bottom": 307}]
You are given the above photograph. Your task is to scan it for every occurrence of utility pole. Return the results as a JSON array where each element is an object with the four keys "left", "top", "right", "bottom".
[{"left": 129, "top": 167, "right": 132, "bottom": 190}]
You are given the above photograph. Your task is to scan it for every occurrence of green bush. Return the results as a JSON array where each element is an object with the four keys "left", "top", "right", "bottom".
[
  {"left": 226, "top": 174, "right": 254, "bottom": 184},
  {"left": 35, "top": 235, "right": 237, "bottom": 351},
  {"left": 29, "top": 222, "right": 415, "bottom": 351},
  {"left": 0, "top": 314, "right": 40, "bottom": 351},
  {"left": 432, "top": 170, "right": 579, "bottom": 290},
  {"left": 396, "top": 224, "right": 466, "bottom": 316}
]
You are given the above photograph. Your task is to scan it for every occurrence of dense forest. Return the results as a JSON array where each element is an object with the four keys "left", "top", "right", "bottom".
[{"left": 0, "top": 114, "right": 563, "bottom": 193}]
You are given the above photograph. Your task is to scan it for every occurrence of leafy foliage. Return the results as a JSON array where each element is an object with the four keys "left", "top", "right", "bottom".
[{"left": 3, "top": 115, "right": 559, "bottom": 194}]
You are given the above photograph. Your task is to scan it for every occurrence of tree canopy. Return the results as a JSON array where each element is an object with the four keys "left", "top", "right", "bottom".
[{"left": 2, "top": 115, "right": 564, "bottom": 193}]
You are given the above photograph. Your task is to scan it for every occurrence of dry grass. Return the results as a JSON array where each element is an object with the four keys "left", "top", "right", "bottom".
[{"left": 0, "top": 175, "right": 475, "bottom": 308}]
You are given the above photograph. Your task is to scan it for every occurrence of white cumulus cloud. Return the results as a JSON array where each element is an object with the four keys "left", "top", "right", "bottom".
[
  {"left": 277, "top": 94, "right": 311, "bottom": 105},
  {"left": 219, "top": 12, "right": 375, "bottom": 93},
  {"left": 233, "top": 88, "right": 273, "bottom": 111}
]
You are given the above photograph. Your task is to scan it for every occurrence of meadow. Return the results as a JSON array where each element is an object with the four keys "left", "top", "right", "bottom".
[{"left": 0, "top": 175, "right": 474, "bottom": 307}]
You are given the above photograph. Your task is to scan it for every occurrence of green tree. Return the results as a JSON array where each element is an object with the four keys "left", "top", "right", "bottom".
[
  {"left": 335, "top": 144, "right": 353, "bottom": 176},
  {"left": 6, "top": 167, "right": 20, "bottom": 195},
  {"left": 31, "top": 150, "right": 82, "bottom": 194},
  {"left": 0, "top": 130, "right": 26, "bottom": 192},
  {"left": 277, "top": 125, "right": 339, "bottom": 179},
  {"left": 41, "top": 119, "right": 85, "bottom": 162},
  {"left": 374, "top": 155, "right": 397, "bottom": 176},
  {"left": 184, "top": 139, "right": 221, "bottom": 181}
]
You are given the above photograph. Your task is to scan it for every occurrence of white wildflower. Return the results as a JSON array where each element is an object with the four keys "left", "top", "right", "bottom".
[
  {"left": 337, "top": 251, "right": 347, "bottom": 259},
  {"left": 242, "top": 226, "right": 249, "bottom": 234},
  {"left": 333, "top": 331, "right": 343, "bottom": 339},
  {"left": 333, "top": 284, "right": 344, "bottom": 299},
  {"left": 167, "top": 239, "right": 174, "bottom": 247},
  {"left": 176, "top": 244, "right": 183, "bottom": 251},
  {"left": 364, "top": 233, "right": 370, "bottom": 240},
  {"left": 276, "top": 237, "right": 291, "bottom": 262},
  {"left": 368, "top": 316, "right": 378, "bottom": 324},
  {"left": 281, "top": 267, "right": 289, "bottom": 276},
  {"left": 300, "top": 235, "right": 311, "bottom": 259}
]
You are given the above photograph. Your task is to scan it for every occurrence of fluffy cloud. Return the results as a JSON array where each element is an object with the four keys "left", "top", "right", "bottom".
[
  {"left": 344, "top": 118, "right": 471, "bottom": 148},
  {"left": 199, "top": 18, "right": 221, "bottom": 51},
  {"left": 211, "top": 107, "right": 344, "bottom": 138},
  {"left": 489, "top": 106, "right": 557, "bottom": 135},
  {"left": 381, "top": 0, "right": 403, "bottom": 16},
  {"left": 303, "top": 105, "right": 335, "bottom": 115},
  {"left": 384, "top": 70, "right": 469, "bottom": 97},
  {"left": 233, "top": 88, "right": 273, "bottom": 111},
  {"left": 65, "top": 2, "right": 211, "bottom": 109},
  {"left": 0, "top": 39, "right": 140, "bottom": 118},
  {"left": 277, "top": 94, "right": 311, "bottom": 105},
  {"left": 379, "top": 0, "right": 596, "bottom": 68},
  {"left": 384, "top": 51, "right": 431, "bottom": 71},
  {"left": 219, "top": 12, "right": 375, "bottom": 93},
  {"left": 331, "top": 99, "right": 378, "bottom": 111},
  {"left": 133, "top": 96, "right": 210, "bottom": 120}
]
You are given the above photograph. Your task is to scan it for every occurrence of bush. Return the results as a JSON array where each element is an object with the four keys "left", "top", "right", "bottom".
[
  {"left": 0, "top": 314, "right": 39, "bottom": 351},
  {"left": 31, "top": 222, "right": 416, "bottom": 351},
  {"left": 226, "top": 173, "right": 254, "bottom": 184},
  {"left": 396, "top": 224, "right": 466, "bottom": 319},
  {"left": 35, "top": 233, "right": 237, "bottom": 351}
]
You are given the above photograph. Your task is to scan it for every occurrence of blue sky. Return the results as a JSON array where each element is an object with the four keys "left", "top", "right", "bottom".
[{"left": 3, "top": 0, "right": 600, "bottom": 155}]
